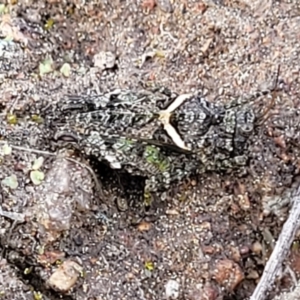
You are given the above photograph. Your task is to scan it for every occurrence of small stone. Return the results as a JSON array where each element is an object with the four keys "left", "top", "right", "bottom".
[
  {"left": 247, "top": 269, "right": 260, "bottom": 279},
  {"left": 212, "top": 259, "right": 244, "bottom": 291},
  {"left": 48, "top": 260, "right": 83, "bottom": 293},
  {"left": 240, "top": 245, "right": 250, "bottom": 255},
  {"left": 137, "top": 221, "right": 152, "bottom": 231},
  {"left": 229, "top": 246, "right": 241, "bottom": 262},
  {"left": 187, "top": 284, "right": 218, "bottom": 300},
  {"left": 202, "top": 245, "right": 216, "bottom": 254},
  {"left": 156, "top": 0, "right": 173, "bottom": 13},
  {"left": 165, "top": 279, "right": 180, "bottom": 299},
  {"left": 238, "top": 194, "right": 251, "bottom": 211},
  {"left": 165, "top": 208, "right": 180, "bottom": 215},
  {"left": 94, "top": 51, "right": 116, "bottom": 70},
  {"left": 251, "top": 241, "right": 263, "bottom": 254}
]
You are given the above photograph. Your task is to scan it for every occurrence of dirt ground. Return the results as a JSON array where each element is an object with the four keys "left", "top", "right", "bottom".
[{"left": 1, "top": 0, "right": 300, "bottom": 299}]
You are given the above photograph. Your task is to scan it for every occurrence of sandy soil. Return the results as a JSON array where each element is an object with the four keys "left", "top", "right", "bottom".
[{"left": 1, "top": 1, "right": 300, "bottom": 299}]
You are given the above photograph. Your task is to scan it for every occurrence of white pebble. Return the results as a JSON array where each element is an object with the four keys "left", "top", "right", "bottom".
[{"left": 165, "top": 279, "right": 180, "bottom": 299}]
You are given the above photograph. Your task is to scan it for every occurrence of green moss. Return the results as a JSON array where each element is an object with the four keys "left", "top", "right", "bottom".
[
  {"left": 113, "top": 138, "right": 134, "bottom": 152},
  {"left": 31, "top": 114, "right": 44, "bottom": 124},
  {"left": 143, "top": 190, "right": 152, "bottom": 206},
  {"left": 144, "top": 145, "right": 169, "bottom": 172},
  {"left": 44, "top": 18, "right": 54, "bottom": 30},
  {"left": 6, "top": 113, "right": 17, "bottom": 125},
  {"left": 144, "top": 261, "right": 154, "bottom": 271}
]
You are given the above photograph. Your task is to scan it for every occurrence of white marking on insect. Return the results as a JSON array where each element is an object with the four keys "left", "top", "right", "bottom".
[
  {"left": 158, "top": 110, "right": 191, "bottom": 151},
  {"left": 164, "top": 93, "right": 194, "bottom": 113}
]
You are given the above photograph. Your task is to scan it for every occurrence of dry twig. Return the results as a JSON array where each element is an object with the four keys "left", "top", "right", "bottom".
[{"left": 250, "top": 185, "right": 300, "bottom": 300}]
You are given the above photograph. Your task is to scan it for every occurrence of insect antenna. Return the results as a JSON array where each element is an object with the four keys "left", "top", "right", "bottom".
[{"left": 255, "top": 65, "right": 281, "bottom": 126}]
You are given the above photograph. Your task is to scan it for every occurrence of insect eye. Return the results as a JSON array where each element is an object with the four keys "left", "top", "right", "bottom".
[{"left": 241, "top": 124, "right": 253, "bottom": 133}]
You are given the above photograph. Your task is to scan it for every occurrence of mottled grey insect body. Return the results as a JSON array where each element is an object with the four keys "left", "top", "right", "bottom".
[
  {"left": 4, "top": 84, "right": 267, "bottom": 202},
  {"left": 30, "top": 88, "right": 259, "bottom": 197}
]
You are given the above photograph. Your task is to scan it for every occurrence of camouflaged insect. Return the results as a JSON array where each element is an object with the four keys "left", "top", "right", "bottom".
[{"left": 21, "top": 86, "right": 272, "bottom": 200}]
